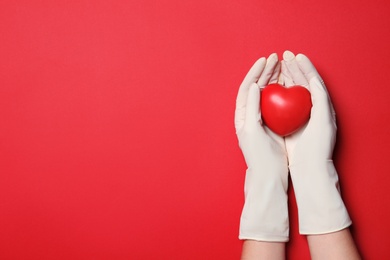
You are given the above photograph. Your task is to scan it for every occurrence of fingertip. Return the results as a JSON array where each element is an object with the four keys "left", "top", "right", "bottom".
[
  {"left": 249, "top": 57, "right": 267, "bottom": 73},
  {"left": 283, "top": 50, "right": 295, "bottom": 61},
  {"left": 296, "top": 53, "right": 311, "bottom": 64},
  {"left": 255, "top": 57, "right": 267, "bottom": 66},
  {"left": 251, "top": 57, "right": 267, "bottom": 73},
  {"left": 296, "top": 53, "right": 305, "bottom": 61},
  {"left": 268, "top": 53, "right": 278, "bottom": 61},
  {"left": 257, "top": 54, "right": 279, "bottom": 87}
]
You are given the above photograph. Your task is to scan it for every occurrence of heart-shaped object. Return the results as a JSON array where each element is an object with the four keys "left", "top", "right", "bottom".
[{"left": 260, "top": 83, "right": 312, "bottom": 136}]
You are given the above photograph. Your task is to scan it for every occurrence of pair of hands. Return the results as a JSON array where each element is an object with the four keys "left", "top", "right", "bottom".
[
  {"left": 236, "top": 51, "right": 350, "bottom": 240},
  {"left": 234, "top": 50, "right": 336, "bottom": 171}
]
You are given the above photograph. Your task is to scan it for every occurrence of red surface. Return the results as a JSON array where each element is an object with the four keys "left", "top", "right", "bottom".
[
  {"left": 0, "top": 0, "right": 389, "bottom": 259},
  {"left": 261, "top": 84, "right": 312, "bottom": 136}
]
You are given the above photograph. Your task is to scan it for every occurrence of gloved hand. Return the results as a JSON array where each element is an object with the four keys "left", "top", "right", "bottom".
[
  {"left": 281, "top": 50, "right": 352, "bottom": 234},
  {"left": 235, "top": 53, "right": 289, "bottom": 242}
]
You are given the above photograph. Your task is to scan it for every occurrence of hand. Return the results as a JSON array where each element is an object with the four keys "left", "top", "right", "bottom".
[
  {"left": 281, "top": 50, "right": 351, "bottom": 234},
  {"left": 235, "top": 53, "right": 289, "bottom": 242}
]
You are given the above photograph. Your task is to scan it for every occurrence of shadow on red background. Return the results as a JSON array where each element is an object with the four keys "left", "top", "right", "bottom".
[{"left": 1, "top": 0, "right": 389, "bottom": 259}]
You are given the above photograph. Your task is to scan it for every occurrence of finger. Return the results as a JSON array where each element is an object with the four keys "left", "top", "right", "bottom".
[
  {"left": 236, "top": 57, "right": 266, "bottom": 110},
  {"left": 281, "top": 60, "right": 294, "bottom": 87},
  {"left": 309, "top": 77, "right": 329, "bottom": 105},
  {"left": 244, "top": 83, "right": 262, "bottom": 130},
  {"left": 297, "top": 54, "right": 336, "bottom": 121},
  {"left": 296, "top": 54, "right": 322, "bottom": 82},
  {"left": 309, "top": 77, "right": 337, "bottom": 123},
  {"left": 283, "top": 50, "right": 309, "bottom": 88},
  {"left": 277, "top": 71, "right": 284, "bottom": 85},
  {"left": 269, "top": 61, "right": 281, "bottom": 84},
  {"left": 257, "top": 53, "right": 278, "bottom": 87},
  {"left": 235, "top": 58, "right": 266, "bottom": 132}
]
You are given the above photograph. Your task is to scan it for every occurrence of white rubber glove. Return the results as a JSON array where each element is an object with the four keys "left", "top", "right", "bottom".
[
  {"left": 235, "top": 54, "right": 289, "bottom": 242},
  {"left": 282, "top": 50, "right": 352, "bottom": 234}
]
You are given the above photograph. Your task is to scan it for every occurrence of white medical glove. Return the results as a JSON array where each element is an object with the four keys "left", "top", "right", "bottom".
[
  {"left": 282, "top": 50, "right": 352, "bottom": 234},
  {"left": 235, "top": 54, "right": 289, "bottom": 242}
]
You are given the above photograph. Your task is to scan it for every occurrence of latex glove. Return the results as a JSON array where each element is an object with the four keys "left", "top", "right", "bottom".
[
  {"left": 235, "top": 54, "right": 289, "bottom": 242},
  {"left": 281, "top": 50, "right": 351, "bottom": 234}
]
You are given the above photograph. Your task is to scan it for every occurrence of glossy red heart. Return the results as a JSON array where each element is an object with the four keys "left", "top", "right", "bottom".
[{"left": 260, "top": 83, "right": 312, "bottom": 136}]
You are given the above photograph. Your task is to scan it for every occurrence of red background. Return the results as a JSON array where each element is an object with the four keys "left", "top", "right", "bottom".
[{"left": 1, "top": 0, "right": 389, "bottom": 259}]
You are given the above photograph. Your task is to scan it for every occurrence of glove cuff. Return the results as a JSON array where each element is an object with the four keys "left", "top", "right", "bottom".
[
  {"left": 289, "top": 160, "right": 352, "bottom": 235},
  {"left": 239, "top": 167, "right": 289, "bottom": 242}
]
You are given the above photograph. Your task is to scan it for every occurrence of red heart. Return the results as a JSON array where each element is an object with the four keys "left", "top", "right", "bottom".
[{"left": 260, "top": 84, "right": 312, "bottom": 136}]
